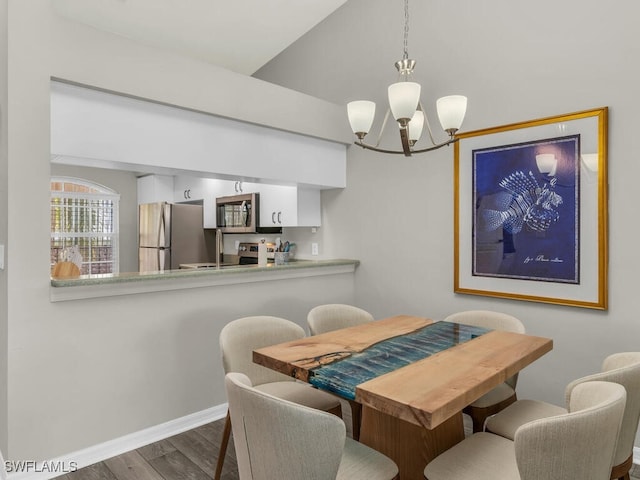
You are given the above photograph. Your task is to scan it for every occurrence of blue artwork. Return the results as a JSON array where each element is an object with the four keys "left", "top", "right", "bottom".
[
  {"left": 308, "top": 321, "right": 490, "bottom": 401},
  {"left": 473, "top": 135, "right": 580, "bottom": 283}
]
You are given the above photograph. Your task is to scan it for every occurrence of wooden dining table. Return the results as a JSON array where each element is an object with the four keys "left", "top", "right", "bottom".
[{"left": 253, "top": 315, "right": 553, "bottom": 480}]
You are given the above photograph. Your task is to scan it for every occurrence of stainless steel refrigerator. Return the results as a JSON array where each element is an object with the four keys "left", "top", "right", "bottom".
[{"left": 138, "top": 202, "right": 210, "bottom": 272}]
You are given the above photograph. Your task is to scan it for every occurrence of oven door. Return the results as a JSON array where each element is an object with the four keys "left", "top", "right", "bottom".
[{"left": 238, "top": 257, "right": 257, "bottom": 265}]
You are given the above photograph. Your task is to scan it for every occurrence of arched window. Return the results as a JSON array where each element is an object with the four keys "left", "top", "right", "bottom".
[{"left": 50, "top": 177, "right": 120, "bottom": 275}]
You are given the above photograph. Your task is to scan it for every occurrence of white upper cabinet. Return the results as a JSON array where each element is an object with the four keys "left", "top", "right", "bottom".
[
  {"left": 173, "top": 175, "right": 206, "bottom": 203},
  {"left": 253, "top": 184, "right": 297, "bottom": 228},
  {"left": 51, "top": 82, "right": 347, "bottom": 189},
  {"left": 173, "top": 176, "right": 241, "bottom": 228},
  {"left": 243, "top": 183, "right": 321, "bottom": 227},
  {"left": 137, "top": 174, "right": 174, "bottom": 204},
  {"left": 139, "top": 175, "right": 322, "bottom": 228}
]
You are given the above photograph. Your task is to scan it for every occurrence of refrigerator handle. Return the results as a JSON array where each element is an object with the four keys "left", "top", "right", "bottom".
[
  {"left": 159, "top": 206, "right": 165, "bottom": 245},
  {"left": 159, "top": 203, "right": 168, "bottom": 248}
]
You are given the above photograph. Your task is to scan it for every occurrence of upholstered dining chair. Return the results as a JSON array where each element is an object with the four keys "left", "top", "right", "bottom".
[
  {"left": 307, "top": 303, "right": 374, "bottom": 440},
  {"left": 214, "top": 316, "right": 342, "bottom": 480},
  {"left": 444, "top": 310, "right": 526, "bottom": 432},
  {"left": 424, "top": 380, "right": 627, "bottom": 480},
  {"left": 225, "top": 372, "right": 399, "bottom": 480},
  {"left": 307, "top": 303, "right": 374, "bottom": 336},
  {"left": 486, "top": 352, "right": 640, "bottom": 480}
]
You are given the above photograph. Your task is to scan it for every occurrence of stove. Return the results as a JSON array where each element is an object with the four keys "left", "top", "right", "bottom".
[{"left": 237, "top": 242, "right": 276, "bottom": 265}]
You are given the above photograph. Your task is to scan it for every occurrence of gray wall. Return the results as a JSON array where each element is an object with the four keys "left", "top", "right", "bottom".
[
  {"left": 255, "top": 0, "right": 640, "bottom": 448},
  {"left": 50, "top": 164, "right": 139, "bottom": 273},
  {"left": 3, "top": 0, "right": 350, "bottom": 460},
  {"left": 0, "top": 0, "right": 8, "bottom": 456}
]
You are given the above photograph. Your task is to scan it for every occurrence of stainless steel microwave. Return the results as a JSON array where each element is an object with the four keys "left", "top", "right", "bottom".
[{"left": 215, "top": 192, "right": 282, "bottom": 234}]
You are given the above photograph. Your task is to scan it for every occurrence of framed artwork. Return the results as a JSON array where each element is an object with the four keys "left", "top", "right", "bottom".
[{"left": 454, "top": 108, "right": 608, "bottom": 309}]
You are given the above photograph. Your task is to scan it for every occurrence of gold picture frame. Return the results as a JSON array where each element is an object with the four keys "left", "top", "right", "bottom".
[{"left": 454, "top": 108, "right": 608, "bottom": 309}]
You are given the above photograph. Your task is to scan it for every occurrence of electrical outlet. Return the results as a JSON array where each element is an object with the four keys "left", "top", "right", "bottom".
[{"left": 311, "top": 243, "right": 319, "bottom": 256}]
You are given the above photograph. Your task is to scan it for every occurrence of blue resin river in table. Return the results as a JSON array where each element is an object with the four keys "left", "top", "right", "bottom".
[{"left": 308, "top": 321, "right": 490, "bottom": 400}]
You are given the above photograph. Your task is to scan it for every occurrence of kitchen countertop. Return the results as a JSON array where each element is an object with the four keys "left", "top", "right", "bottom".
[{"left": 50, "top": 258, "right": 360, "bottom": 302}]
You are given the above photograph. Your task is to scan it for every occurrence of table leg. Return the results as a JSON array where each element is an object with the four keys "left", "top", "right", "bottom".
[{"left": 358, "top": 405, "right": 465, "bottom": 480}]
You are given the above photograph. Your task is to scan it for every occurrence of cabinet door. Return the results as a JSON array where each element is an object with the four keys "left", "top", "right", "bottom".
[
  {"left": 272, "top": 186, "right": 297, "bottom": 227},
  {"left": 211, "top": 179, "right": 242, "bottom": 197},
  {"left": 137, "top": 175, "right": 174, "bottom": 204},
  {"left": 173, "top": 175, "right": 204, "bottom": 202},
  {"left": 200, "top": 179, "right": 219, "bottom": 228},
  {"left": 244, "top": 183, "right": 321, "bottom": 227},
  {"left": 230, "top": 180, "right": 246, "bottom": 194},
  {"left": 250, "top": 184, "right": 296, "bottom": 227}
]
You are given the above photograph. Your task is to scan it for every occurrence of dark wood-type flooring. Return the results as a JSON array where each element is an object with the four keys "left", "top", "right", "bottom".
[
  {"left": 60, "top": 420, "right": 239, "bottom": 480},
  {"left": 60, "top": 414, "right": 640, "bottom": 480}
]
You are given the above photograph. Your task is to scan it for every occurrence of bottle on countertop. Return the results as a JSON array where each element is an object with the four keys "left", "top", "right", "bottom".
[{"left": 257, "top": 238, "right": 267, "bottom": 267}]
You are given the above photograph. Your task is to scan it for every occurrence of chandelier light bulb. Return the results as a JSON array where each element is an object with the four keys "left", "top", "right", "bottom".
[
  {"left": 347, "top": 101, "right": 376, "bottom": 138},
  {"left": 436, "top": 95, "right": 467, "bottom": 134},
  {"left": 408, "top": 110, "right": 424, "bottom": 142},
  {"left": 388, "top": 82, "right": 421, "bottom": 123}
]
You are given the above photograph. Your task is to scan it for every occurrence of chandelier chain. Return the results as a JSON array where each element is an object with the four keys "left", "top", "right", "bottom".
[{"left": 403, "top": 0, "right": 409, "bottom": 60}]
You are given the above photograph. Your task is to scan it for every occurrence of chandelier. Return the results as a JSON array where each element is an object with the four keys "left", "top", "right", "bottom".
[{"left": 346, "top": 0, "right": 467, "bottom": 157}]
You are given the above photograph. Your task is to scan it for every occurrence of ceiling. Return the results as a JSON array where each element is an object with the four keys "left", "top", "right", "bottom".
[{"left": 52, "top": 0, "right": 349, "bottom": 76}]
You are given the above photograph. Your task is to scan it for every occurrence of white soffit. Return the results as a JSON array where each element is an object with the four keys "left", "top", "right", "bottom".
[{"left": 51, "top": 0, "right": 348, "bottom": 75}]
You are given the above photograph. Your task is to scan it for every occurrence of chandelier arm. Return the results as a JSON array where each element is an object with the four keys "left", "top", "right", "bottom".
[
  {"left": 418, "top": 100, "right": 438, "bottom": 146},
  {"left": 354, "top": 141, "right": 413, "bottom": 155},
  {"left": 399, "top": 126, "right": 412, "bottom": 156},
  {"left": 409, "top": 136, "right": 458, "bottom": 154},
  {"left": 372, "top": 108, "right": 393, "bottom": 148},
  {"left": 354, "top": 136, "right": 458, "bottom": 155}
]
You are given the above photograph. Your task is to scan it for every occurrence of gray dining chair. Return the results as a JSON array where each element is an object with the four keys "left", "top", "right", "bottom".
[
  {"left": 214, "top": 316, "right": 342, "bottom": 480},
  {"left": 225, "top": 372, "right": 399, "bottom": 480},
  {"left": 307, "top": 303, "right": 374, "bottom": 440},
  {"left": 444, "top": 310, "right": 526, "bottom": 432},
  {"left": 486, "top": 352, "right": 640, "bottom": 480},
  {"left": 424, "top": 380, "right": 626, "bottom": 480}
]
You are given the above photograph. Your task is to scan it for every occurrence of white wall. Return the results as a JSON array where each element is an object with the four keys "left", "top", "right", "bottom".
[
  {"left": 3, "top": 0, "right": 353, "bottom": 460},
  {"left": 255, "top": 0, "right": 640, "bottom": 448}
]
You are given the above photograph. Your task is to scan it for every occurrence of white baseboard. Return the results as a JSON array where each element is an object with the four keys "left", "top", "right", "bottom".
[{"left": 7, "top": 403, "right": 228, "bottom": 480}]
